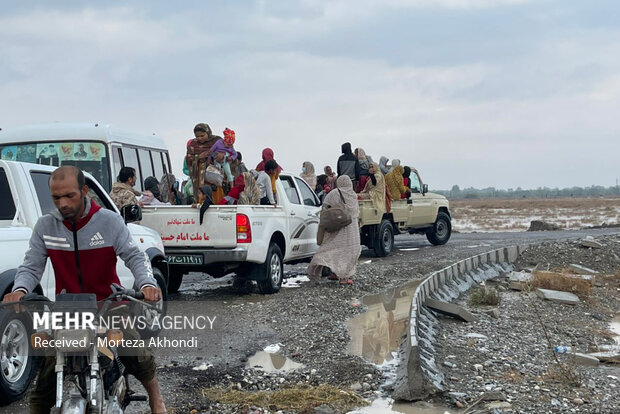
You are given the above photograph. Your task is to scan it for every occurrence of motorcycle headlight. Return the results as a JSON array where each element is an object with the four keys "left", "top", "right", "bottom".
[{"left": 54, "top": 329, "right": 94, "bottom": 352}]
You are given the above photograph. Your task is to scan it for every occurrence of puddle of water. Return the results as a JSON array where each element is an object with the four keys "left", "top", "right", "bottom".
[
  {"left": 246, "top": 351, "right": 304, "bottom": 373},
  {"left": 349, "top": 398, "right": 456, "bottom": 414},
  {"left": 282, "top": 275, "right": 310, "bottom": 288},
  {"left": 347, "top": 280, "right": 422, "bottom": 365},
  {"left": 611, "top": 316, "right": 620, "bottom": 346}
]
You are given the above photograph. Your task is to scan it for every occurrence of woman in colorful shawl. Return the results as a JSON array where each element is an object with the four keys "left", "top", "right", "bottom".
[
  {"left": 308, "top": 175, "right": 361, "bottom": 285},
  {"left": 238, "top": 172, "right": 262, "bottom": 205},
  {"left": 300, "top": 161, "right": 317, "bottom": 189},
  {"left": 359, "top": 162, "right": 386, "bottom": 216},
  {"left": 186, "top": 123, "right": 219, "bottom": 197},
  {"left": 385, "top": 165, "right": 409, "bottom": 201}
]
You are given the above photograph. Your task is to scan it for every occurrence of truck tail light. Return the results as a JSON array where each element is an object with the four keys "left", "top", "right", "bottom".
[{"left": 236, "top": 214, "right": 252, "bottom": 243}]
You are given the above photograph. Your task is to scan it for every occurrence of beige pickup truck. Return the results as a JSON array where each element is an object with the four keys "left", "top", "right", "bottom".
[{"left": 359, "top": 168, "right": 451, "bottom": 256}]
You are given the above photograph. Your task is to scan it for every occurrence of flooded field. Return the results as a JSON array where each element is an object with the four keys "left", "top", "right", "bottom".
[{"left": 450, "top": 197, "right": 620, "bottom": 233}]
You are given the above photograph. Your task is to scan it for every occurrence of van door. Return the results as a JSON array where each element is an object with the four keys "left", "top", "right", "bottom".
[
  {"left": 278, "top": 175, "right": 307, "bottom": 259},
  {"left": 293, "top": 177, "right": 321, "bottom": 256}
]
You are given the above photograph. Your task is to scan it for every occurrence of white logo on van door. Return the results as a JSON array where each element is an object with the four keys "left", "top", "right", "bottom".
[{"left": 89, "top": 232, "right": 105, "bottom": 246}]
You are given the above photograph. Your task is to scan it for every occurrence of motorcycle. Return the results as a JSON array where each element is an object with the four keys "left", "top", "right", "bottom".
[{"left": 2, "top": 284, "right": 160, "bottom": 413}]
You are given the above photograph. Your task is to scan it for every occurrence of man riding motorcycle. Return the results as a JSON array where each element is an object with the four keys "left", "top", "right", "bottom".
[{"left": 2, "top": 166, "right": 166, "bottom": 414}]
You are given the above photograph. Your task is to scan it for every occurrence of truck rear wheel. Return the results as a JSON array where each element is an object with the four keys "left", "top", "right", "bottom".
[
  {"left": 167, "top": 269, "right": 184, "bottom": 293},
  {"left": 426, "top": 211, "right": 452, "bottom": 245},
  {"left": 256, "top": 243, "right": 283, "bottom": 294},
  {"left": 374, "top": 219, "right": 394, "bottom": 257},
  {"left": 0, "top": 311, "right": 37, "bottom": 406}
]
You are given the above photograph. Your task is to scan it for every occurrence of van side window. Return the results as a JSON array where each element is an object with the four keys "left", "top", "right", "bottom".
[
  {"left": 121, "top": 147, "right": 143, "bottom": 191},
  {"left": 0, "top": 168, "right": 17, "bottom": 220},
  {"left": 111, "top": 147, "right": 122, "bottom": 181},
  {"left": 138, "top": 148, "right": 154, "bottom": 179},
  {"left": 152, "top": 151, "right": 164, "bottom": 180}
]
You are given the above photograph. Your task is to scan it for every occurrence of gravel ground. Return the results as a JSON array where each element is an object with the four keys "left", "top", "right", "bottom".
[
  {"left": 434, "top": 234, "right": 620, "bottom": 413},
  {"left": 3, "top": 229, "right": 620, "bottom": 414}
]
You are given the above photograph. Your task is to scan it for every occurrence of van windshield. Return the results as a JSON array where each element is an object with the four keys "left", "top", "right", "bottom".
[{"left": 0, "top": 141, "right": 110, "bottom": 190}]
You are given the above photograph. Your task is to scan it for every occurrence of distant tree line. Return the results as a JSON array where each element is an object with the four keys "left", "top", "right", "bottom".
[{"left": 436, "top": 184, "right": 620, "bottom": 199}]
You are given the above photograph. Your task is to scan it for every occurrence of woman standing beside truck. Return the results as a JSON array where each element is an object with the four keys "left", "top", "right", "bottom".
[{"left": 307, "top": 175, "right": 360, "bottom": 285}]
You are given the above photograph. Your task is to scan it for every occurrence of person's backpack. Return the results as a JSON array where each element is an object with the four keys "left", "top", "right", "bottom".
[{"left": 319, "top": 189, "right": 352, "bottom": 232}]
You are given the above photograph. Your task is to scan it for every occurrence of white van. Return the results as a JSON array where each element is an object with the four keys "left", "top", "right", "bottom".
[{"left": 0, "top": 122, "right": 172, "bottom": 192}]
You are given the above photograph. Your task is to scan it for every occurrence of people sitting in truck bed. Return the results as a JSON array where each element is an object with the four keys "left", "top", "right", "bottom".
[
  {"left": 109, "top": 166, "right": 142, "bottom": 210},
  {"left": 389, "top": 158, "right": 401, "bottom": 173},
  {"left": 378, "top": 156, "right": 389, "bottom": 175},
  {"left": 355, "top": 147, "right": 373, "bottom": 192},
  {"left": 140, "top": 176, "right": 166, "bottom": 205},
  {"left": 359, "top": 162, "right": 387, "bottom": 215},
  {"left": 186, "top": 123, "right": 219, "bottom": 198},
  {"left": 230, "top": 151, "right": 248, "bottom": 178},
  {"left": 385, "top": 165, "right": 410, "bottom": 201},
  {"left": 324, "top": 165, "right": 337, "bottom": 190},
  {"left": 209, "top": 128, "right": 237, "bottom": 188},
  {"left": 256, "top": 148, "right": 281, "bottom": 195},
  {"left": 253, "top": 159, "right": 278, "bottom": 205},
  {"left": 220, "top": 174, "right": 245, "bottom": 205},
  {"left": 402, "top": 166, "right": 412, "bottom": 199},
  {"left": 315, "top": 174, "right": 330, "bottom": 203},
  {"left": 211, "top": 150, "right": 235, "bottom": 191},
  {"left": 300, "top": 161, "right": 317, "bottom": 189},
  {"left": 337, "top": 142, "right": 360, "bottom": 190},
  {"left": 238, "top": 172, "right": 261, "bottom": 205},
  {"left": 191, "top": 185, "right": 214, "bottom": 225}
]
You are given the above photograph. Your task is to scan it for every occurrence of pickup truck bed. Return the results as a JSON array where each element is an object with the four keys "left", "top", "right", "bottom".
[{"left": 140, "top": 172, "right": 321, "bottom": 293}]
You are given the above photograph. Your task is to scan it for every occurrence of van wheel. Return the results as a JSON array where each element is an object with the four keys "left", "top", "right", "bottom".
[
  {"left": 426, "top": 212, "right": 452, "bottom": 245},
  {"left": 167, "top": 269, "right": 184, "bottom": 294},
  {"left": 0, "top": 311, "right": 37, "bottom": 406},
  {"left": 374, "top": 220, "right": 394, "bottom": 257},
  {"left": 256, "top": 244, "right": 283, "bottom": 294},
  {"left": 134, "top": 268, "right": 168, "bottom": 339}
]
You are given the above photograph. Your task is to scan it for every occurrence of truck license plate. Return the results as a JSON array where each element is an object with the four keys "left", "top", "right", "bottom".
[{"left": 167, "top": 255, "right": 203, "bottom": 265}]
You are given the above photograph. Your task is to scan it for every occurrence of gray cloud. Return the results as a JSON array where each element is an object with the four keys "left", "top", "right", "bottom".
[{"left": 0, "top": 0, "right": 618, "bottom": 189}]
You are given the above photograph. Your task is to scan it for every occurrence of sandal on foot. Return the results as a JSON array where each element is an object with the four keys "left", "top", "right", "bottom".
[
  {"left": 339, "top": 278, "right": 353, "bottom": 285},
  {"left": 327, "top": 274, "right": 338, "bottom": 281}
]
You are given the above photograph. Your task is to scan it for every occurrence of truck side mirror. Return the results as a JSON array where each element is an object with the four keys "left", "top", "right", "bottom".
[
  {"left": 422, "top": 184, "right": 428, "bottom": 195},
  {"left": 121, "top": 204, "right": 142, "bottom": 223}
]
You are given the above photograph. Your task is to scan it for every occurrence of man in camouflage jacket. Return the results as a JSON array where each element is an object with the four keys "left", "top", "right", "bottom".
[{"left": 109, "top": 166, "right": 141, "bottom": 210}]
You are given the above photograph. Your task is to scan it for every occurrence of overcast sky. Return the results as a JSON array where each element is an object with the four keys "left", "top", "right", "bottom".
[{"left": 1, "top": 0, "right": 618, "bottom": 190}]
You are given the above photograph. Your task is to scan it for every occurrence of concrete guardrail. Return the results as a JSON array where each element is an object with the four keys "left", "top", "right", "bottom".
[{"left": 392, "top": 244, "right": 527, "bottom": 401}]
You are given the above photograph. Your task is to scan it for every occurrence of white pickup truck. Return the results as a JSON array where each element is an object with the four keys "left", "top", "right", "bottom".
[
  {"left": 0, "top": 160, "right": 168, "bottom": 406},
  {"left": 140, "top": 172, "right": 321, "bottom": 294}
]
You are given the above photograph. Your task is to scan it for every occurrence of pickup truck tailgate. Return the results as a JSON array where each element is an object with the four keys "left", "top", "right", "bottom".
[{"left": 141, "top": 205, "right": 237, "bottom": 248}]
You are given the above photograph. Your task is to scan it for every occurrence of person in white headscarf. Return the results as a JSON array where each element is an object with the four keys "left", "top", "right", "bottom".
[
  {"left": 389, "top": 159, "right": 401, "bottom": 173},
  {"left": 378, "top": 156, "right": 389, "bottom": 175},
  {"left": 300, "top": 161, "right": 317, "bottom": 189},
  {"left": 308, "top": 175, "right": 361, "bottom": 285}
]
